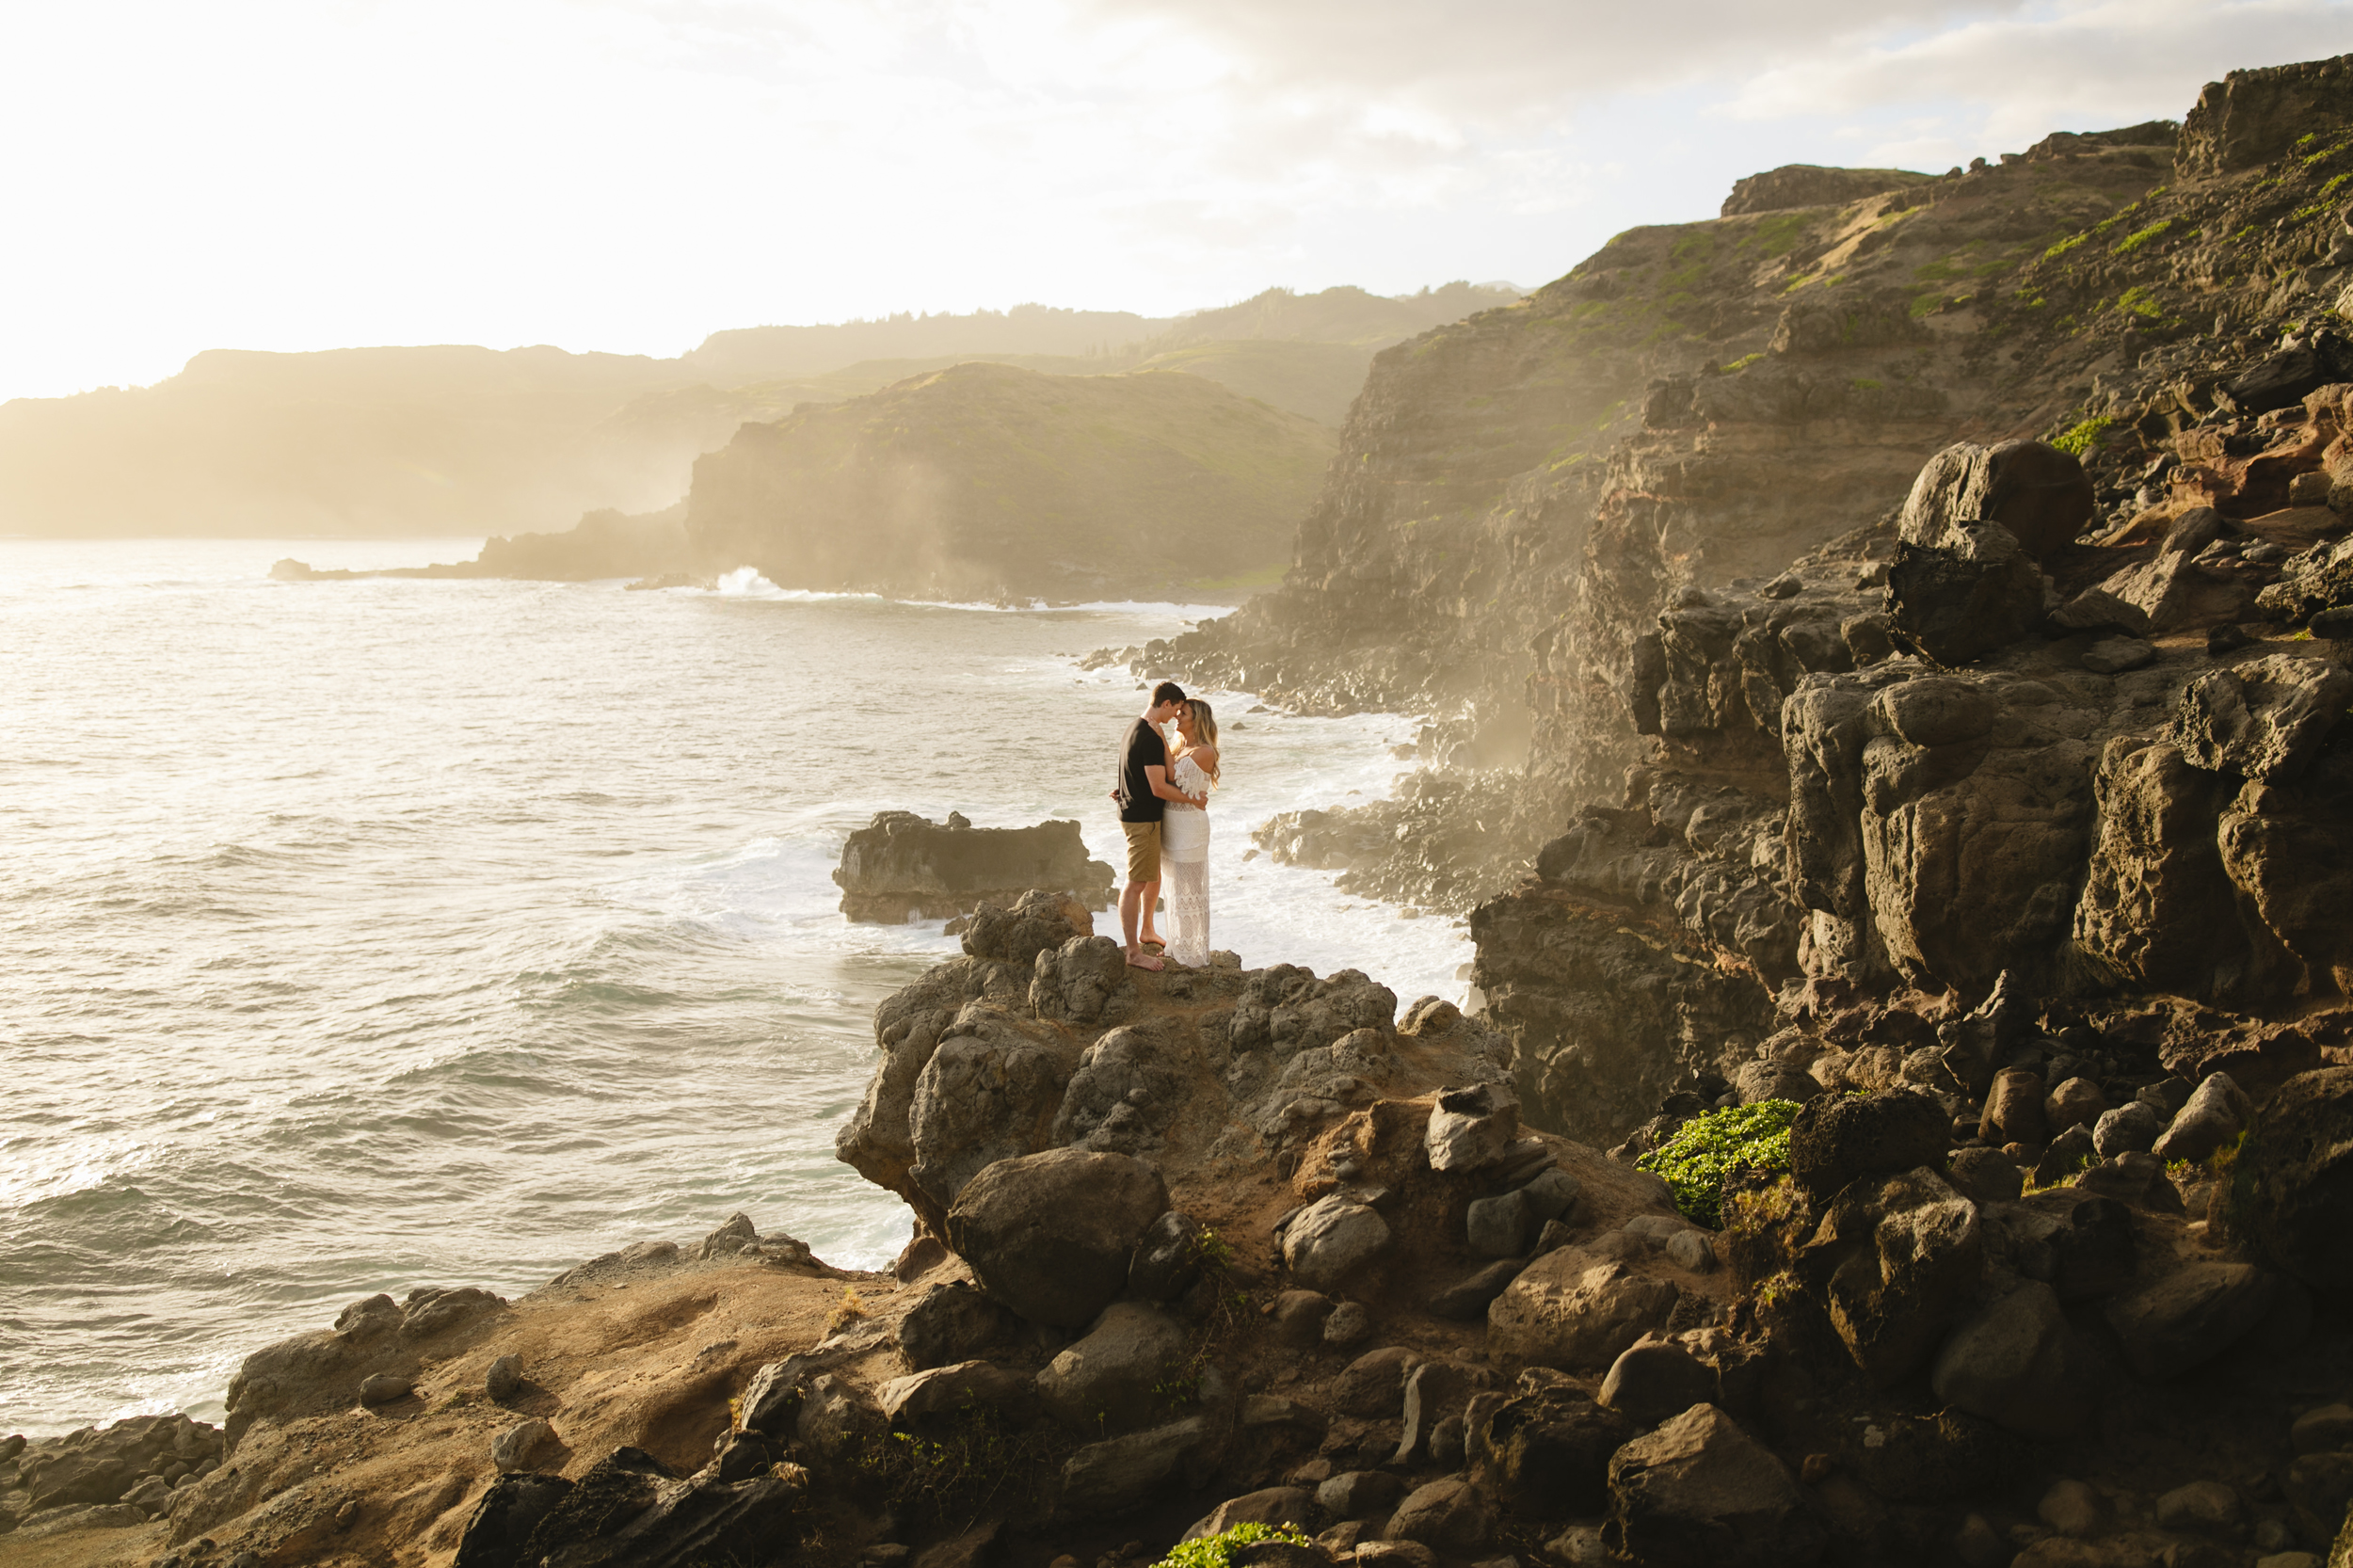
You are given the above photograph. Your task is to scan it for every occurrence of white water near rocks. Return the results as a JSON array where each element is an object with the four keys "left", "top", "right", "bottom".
[{"left": 0, "top": 538, "right": 1469, "bottom": 1437}]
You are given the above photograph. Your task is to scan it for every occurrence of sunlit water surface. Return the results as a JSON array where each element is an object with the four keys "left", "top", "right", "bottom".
[{"left": 0, "top": 538, "right": 1468, "bottom": 1436}]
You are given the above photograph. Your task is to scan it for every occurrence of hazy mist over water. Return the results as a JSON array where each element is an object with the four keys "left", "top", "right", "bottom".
[{"left": 1, "top": 537, "right": 1466, "bottom": 1436}]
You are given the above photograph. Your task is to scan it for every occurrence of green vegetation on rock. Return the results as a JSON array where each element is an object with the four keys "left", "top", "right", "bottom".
[
  {"left": 1153, "top": 1523, "right": 1314, "bottom": 1568},
  {"left": 2052, "top": 415, "right": 2115, "bottom": 456},
  {"left": 1637, "top": 1099, "right": 1803, "bottom": 1227}
]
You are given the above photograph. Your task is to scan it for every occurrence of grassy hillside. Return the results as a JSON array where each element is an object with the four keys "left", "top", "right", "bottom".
[{"left": 685, "top": 362, "right": 1336, "bottom": 600}]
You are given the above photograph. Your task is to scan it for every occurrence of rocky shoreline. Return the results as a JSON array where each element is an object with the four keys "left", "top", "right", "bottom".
[{"left": 4, "top": 888, "right": 2347, "bottom": 1568}]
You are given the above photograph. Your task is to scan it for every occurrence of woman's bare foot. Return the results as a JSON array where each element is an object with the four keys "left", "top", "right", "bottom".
[
  {"left": 1125, "top": 947, "right": 1165, "bottom": 971},
  {"left": 1140, "top": 932, "right": 1165, "bottom": 949}
]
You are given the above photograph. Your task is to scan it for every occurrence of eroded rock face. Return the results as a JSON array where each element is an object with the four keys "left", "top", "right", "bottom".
[
  {"left": 1800, "top": 1169, "right": 1984, "bottom": 1386},
  {"left": 835, "top": 815, "right": 1112, "bottom": 922}
]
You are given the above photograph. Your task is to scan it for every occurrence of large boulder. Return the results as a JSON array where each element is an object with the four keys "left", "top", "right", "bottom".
[
  {"left": 1995, "top": 1191, "right": 2137, "bottom": 1300},
  {"left": 1607, "top": 1404, "right": 1827, "bottom": 1568},
  {"left": 1789, "top": 1089, "right": 1948, "bottom": 1200},
  {"left": 1281, "top": 1196, "right": 1393, "bottom": 1290},
  {"left": 2224, "top": 1066, "right": 2353, "bottom": 1294},
  {"left": 1885, "top": 523, "right": 2048, "bottom": 667},
  {"left": 1488, "top": 1249, "right": 1679, "bottom": 1372},
  {"left": 834, "top": 814, "right": 1112, "bottom": 921},
  {"left": 945, "top": 1148, "right": 1169, "bottom": 1327},
  {"left": 1385, "top": 1475, "right": 1494, "bottom": 1552},
  {"left": 897, "top": 1280, "right": 1016, "bottom": 1371},
  {"left": 2103, "top": 1261, "right": 2280, "bottom": 1382},
  {"left": 1898, "top": 440, "right": 2094, "bottom": 561},
  {"left": 1929, "top": 1281, "right": 2102, "bottom": 1438},
  {"left": 1034, "top": 1304, "right": 1193, "bottom": 1434},
  {"left": 1058, "top": 1417, "right": 1210, "bottom": 1517},
  {"left": 1470, "top": 1384, "right": 1634, "bottom": 1519},
  {"left": 1800, "top": 1168, "right": 1984, "bottom": 1386},
  {"left": 2152, "top": 1073, "right": 2250, "bottom": 1164}
]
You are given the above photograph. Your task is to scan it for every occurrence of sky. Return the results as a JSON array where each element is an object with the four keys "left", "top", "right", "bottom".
[{"left": 3, "top": 0, "right": 2351, "bottom": 403}]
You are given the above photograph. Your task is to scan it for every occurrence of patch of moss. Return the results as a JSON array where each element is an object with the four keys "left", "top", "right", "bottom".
[
  {"left": 2113, "top": 218, "right": 2176, "bottom": 254},
  {"left": 1636, "top": 1099, "right": 1803, "bottom": 1227},
  {"left": 1154, "top": 1524, "right": 1316, "bottom": 1568},
  {"left": 1722, "top": 352, "right": 1765, "bottom": 373}
]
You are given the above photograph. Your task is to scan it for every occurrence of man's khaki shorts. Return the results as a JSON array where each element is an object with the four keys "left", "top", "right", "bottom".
[{"left": 1122, "top": 821, "right": 1161, "bottom": 885}]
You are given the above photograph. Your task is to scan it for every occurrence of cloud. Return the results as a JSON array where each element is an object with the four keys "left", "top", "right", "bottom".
[{"left": 4, "top": 0, "right": 2353, "bottom": 402}]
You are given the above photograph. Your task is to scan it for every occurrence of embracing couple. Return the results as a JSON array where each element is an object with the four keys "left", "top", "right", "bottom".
[{"left": 1112, "top": 680, "right": 1221, "bottom": 971}]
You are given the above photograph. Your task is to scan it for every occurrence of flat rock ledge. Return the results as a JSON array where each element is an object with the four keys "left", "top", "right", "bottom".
[{"left": 834, "top": 809, "right": 1114, "bottom": 922}]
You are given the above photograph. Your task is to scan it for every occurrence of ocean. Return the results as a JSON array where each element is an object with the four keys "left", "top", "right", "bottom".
[{"left": 0, "top": 537, "right": 1469, "bottom": 1438}]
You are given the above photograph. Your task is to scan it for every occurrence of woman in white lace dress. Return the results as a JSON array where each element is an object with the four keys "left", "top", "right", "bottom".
[{"left": 1160, "top": 699, "right": 1220, "bottom": 968}]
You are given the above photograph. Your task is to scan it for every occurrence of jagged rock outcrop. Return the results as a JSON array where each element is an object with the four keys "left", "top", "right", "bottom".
[
  {"left": 833, "top": 815, "right": 1113, "bottom": 922},
  {"left": 1721, "top": 165, "right": 1932, "bottom": 218}
]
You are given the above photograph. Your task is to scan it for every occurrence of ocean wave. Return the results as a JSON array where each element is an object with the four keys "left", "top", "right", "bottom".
[{"left": 706, "top": 568, "right": 884, "bottom": 601}]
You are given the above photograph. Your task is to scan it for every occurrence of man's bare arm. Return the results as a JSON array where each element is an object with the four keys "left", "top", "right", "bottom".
[{"left": 1144, "top": 764, "right": 1207, "bottom": 808}]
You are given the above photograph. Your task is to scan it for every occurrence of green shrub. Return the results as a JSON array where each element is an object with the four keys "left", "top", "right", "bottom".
[
  {"left": 2052, "top": 416, "right": 2114, "bottom": 456},
  {"left": 1636, "top": 1099, "right": 1804, "bottom": 1227},
  {"left": 1153, "top": 1523, "right": 1315, "bottom": 1568}
]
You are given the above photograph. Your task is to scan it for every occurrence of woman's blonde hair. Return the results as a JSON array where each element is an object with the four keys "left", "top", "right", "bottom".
[{"left": 1185, "top": 699, "right": 1220, "bottom": 782}]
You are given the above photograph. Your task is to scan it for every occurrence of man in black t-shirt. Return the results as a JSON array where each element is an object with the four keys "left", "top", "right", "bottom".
[{"left": 1112, "top": 680, "right": 1191, "bottom": 970}]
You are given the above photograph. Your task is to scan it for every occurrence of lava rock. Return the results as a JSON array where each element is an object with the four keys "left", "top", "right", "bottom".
[
  {"left": 1430, "top": 1261, "right": 1524, "bottom": 1321},
  {"left": 1425, "top": 1082, "right": 1521, "bottom": 1172},
  {"left": 1180, "top": 1487, "right": 1318, "bottom": 1542},
  {"left": 2174, "top": 655, "right": 2353, "bottom": 785},
  {"left": 1488, "top": 1249, "right": 1679, "bottom": 1372},
  {"left": 2043, "top": 1078, "right": 2107, "bottom": 1134},
  {"left": 1127, "top": 1209, "right": 1208, "bottom": 1303},
  {"left": 1607, "top": 1404, "right": 1826, "bottom": 1568},
  {"left": 898, "top": 1280, "right": 1017, "bottom": 1371},
  {"left": 1332, "top": 1346, "right": 1417, "bottom": 1418},
  {"left": 1034, "top": 1303, "right": 1191, "bottom": 1434},
  {"left": 2225, "top": 1066, "right": 2353, "bottom": 1294},
  {"left": 1282, "top": 1197, "right": 1392, "bottom": 1290},
  {"left": 1929, "top": 1281, "right": 2102, "bottom": 1438},
  {"left": 490, "top": 1418, "right": 557, "bottom": 1474},
  {"left": 944, "top": 1147, "right": 1169, "bottom": 1327},
  {"left": 2092, "top": 1100, "right": 2162, "bottom": 1158},
  {"left": 1791, "top": 1089, "right": 1950, "bottom": 1200},
  {"left": 2153, "top": 1072, "right": 2251, "bottom": 1165},
  {"left": 358, "top": 1374, "right": 413, "bottom": 1407},
  {"left": 1886, "top": 522, "right": 2048, "bottom": 667},
  {"left": 452, "top": 1472, "right": 575, "bottom": 1568},
  {"left": 1979, "top": 1069, "right": 2050, "bottom": 1148},
  {"left": 1599, "top": 1338, "right": 1718, "bottom": 1428},
  {"left": 1472, "top": 1384, "right": 1633, "bottom": 1519},
  {"left": 1058, "top": 1417, "right": 1209, "bottom": 1517},
  {"left": 486, "top": 1354, "right": 523, "bottom": 1403},
  {"left": 1946, "top": 1147, "right": 2025, "bottom": 1204},
  {"left": 1465, "top": 1191, "right": 1530, "bottom": 1258},
  {"left": 1385, "top": 1476, "right": 1493, "bottom": 1552},
  {"left": 1318, "top": 1468, "right": 1406, "bottom": 1520},
  {"left": 1900, "top": 440, "right": 2095, "bottom": 561},
  {"left": 2104, "top": 1261, "right": 2280, "bottom": 1381},
  {"left": 1800, "top": 1168, "right": 1983, "bottom": 1386}
]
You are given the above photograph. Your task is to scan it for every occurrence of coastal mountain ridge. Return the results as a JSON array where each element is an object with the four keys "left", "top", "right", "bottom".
[{"left": 0, "top": 284, "right": 1516, "bottom": 543}]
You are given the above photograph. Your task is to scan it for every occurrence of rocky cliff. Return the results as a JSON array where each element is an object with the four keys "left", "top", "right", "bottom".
[{"left": 1129, "top": 54, "right": 2353, "bottom": 1154}]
